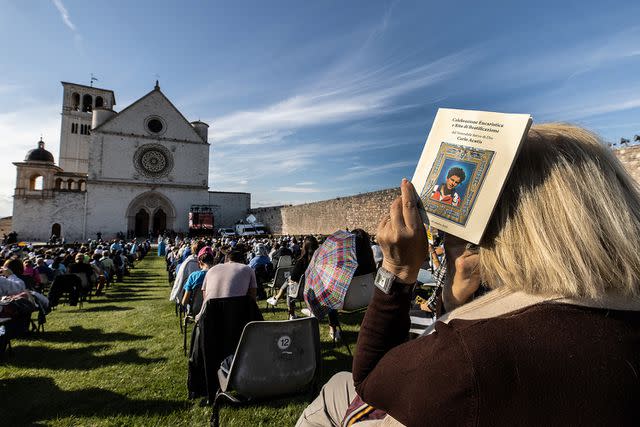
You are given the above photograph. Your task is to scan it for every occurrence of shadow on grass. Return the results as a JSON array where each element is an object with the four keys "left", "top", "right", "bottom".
[
  {"left": 112, "top": 284, "right": 159, "bottom": 290},
  {"left": 79, "top": 305, "right": 135, "bottom": 313},
  {"left": 6, "top": 345, "right": 166, "bottom": 370},
  {"left": 333, "top": 311, "right": 367, "bottom": 327},
  {"left": 99, "top": 296, "right": 159, "bottom": 303},
  {"left": 27, "top": 326, "right": 152, "bottom": 343},
  {"left": 103, "top": 287, "right": 138, "bottom": 293},
  {"left": 0, "top": 376, "right": 187, "bottom": 424}
]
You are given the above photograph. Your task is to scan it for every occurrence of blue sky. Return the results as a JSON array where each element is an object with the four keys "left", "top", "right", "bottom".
[{"left": 1, "top": 1, "right": 640, "bottom": 217}]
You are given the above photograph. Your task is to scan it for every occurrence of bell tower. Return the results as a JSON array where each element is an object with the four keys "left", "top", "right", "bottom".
[{"left": 59, "top": 81, "right": 116, "bottom": 173}]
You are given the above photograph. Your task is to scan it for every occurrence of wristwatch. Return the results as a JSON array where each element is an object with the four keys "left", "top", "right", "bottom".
[{"left": 374, "top": 266, "right": 397, "bottom": 294}]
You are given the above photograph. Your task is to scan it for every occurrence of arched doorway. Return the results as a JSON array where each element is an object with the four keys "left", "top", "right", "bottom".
[
  {"left": 51, "top": 223, "right": 61, "bottom": 238},
  {"left": 126, "top": 191, "right": 176, "bottom": 237},
  {"left": 153, "top": 208, "right": 166, "bottom": 236},
  {"left": 134, "top": 209, "right": 150, "bottom": 237}
]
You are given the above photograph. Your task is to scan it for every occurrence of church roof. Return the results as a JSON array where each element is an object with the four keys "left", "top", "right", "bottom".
[
  {"left": 25, "top": 138, "right": 54, "bottom": 163},
  {"left": 92, "top": 82, "right": 208, "bottom": 143}
]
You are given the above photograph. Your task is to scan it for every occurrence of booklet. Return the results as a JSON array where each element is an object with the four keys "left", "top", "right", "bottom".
[{"left": 412, "top": 108, "right": 532, "bottom": 244}]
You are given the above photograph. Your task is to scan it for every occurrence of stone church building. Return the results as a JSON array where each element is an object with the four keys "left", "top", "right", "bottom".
[{"left": 12, "top": 81, "right": 250, "bottom": 241}]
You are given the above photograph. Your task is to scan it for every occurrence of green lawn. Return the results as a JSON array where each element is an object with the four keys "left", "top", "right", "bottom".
[{"left": 0, "top": 255, "right": 362, "bottom": 426}]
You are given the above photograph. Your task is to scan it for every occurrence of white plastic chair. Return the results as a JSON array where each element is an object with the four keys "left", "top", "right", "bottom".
[
  {"left": 211, "top": 317, "right": 321, "bottom": 426},
  {"left": 342, "top": 272, "right": 376, "bottom": 311}
]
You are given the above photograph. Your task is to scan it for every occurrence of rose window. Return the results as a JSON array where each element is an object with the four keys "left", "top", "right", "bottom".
[{"left": 133, "top": 144, "right": 173, "bottom": 178}]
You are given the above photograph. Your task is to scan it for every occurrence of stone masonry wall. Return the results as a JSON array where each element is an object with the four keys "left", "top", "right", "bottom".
[
  {"left": 0, "top": 217, "right": 12, "bottom": 236},
  {"left": 251, "top": 188, "right": 400, "bottom": 235},
  {"left": 614, "top": 145, "right": 640, "bottom": 184},
  {"left": 250, "top": 206, "right": 286, "bottom": 234}
]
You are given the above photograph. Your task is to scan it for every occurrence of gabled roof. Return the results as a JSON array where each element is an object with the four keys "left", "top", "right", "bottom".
[{"left": 92, "top": 85, "right": 208, "bottom": 143}]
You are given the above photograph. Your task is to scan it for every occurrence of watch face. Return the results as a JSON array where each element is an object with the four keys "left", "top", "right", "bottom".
[{"left": 375, "top": 269, "right": 394, "bottom": 293}]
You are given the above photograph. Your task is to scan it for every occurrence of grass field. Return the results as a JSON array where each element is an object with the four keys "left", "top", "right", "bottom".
[{"left": 0, "top": 254, "right": 362, "bottom": 426}]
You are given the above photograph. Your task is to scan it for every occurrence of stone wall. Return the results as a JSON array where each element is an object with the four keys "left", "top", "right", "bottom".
[
  {"left": 614, "top": 145, "right": 640, "bottom": 184},
  {"left": 249, "top": 206, "right": 286, "bottom": 234},
  {"left": 0, "top": 217, "right": 12, "bottom": 236},
  {"left": 251, "top": 188, "right": 400, "bottom": 235},
  {"left": 13, "top": 191, "right": 86, "bottom": 241}
]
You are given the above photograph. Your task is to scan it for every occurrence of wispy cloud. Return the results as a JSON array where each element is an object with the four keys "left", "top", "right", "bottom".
[
  {"left": 566, "top": 26, "right": 640, "bottom": 80},
  {"left": 51, "top": 0, "right": 82, "bottom": 47},
  {"left": 210, "top": 48, "right": 478, "bottom": 145},
  {"left": 51, "top": 0, "right": 76, "bottom": 32},
  {"left": 539, "top": 94, "right": 640, "bottom": 121},
  {"left": 206, "top": 46, "right": 477, "bottom": 199},
  {"left": 208, "top": 136, "right": 413, "bottom": 194},
  {"left": 296, "top": 181, "right": 315, "bottom": 186},
  {"left": 336, "top": 160, "right": 415, "bottom": 181},
  {"left": 481, "top": 26, "right": 640, "bottom": 93}
]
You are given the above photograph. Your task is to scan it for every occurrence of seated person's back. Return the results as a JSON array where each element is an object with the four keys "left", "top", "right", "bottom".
[{"left": 202, "top": 250, "right": 257, "bottom": 302}]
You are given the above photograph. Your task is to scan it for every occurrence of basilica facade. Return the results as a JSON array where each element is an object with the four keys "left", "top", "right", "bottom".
[{"left": 12, "top": 81, "right": 250, "bottom": 241}]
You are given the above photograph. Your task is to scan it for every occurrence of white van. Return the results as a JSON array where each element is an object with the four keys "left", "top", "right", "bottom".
[
  {"left": 235, "top": 224, "right": 257, "bottom": 236},
  {"left": 235, "top": 223, "right": 268, "bottom": 236},
  {"left": 218, "top": 228, "right": 236, "bottom": 237}
]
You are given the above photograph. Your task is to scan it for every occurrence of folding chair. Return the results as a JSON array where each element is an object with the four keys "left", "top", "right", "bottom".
[
  {"left": 47, "top": 274, "right": 82, "bottom": 309},
  {"left": 265, "top": 266, "right": 292, "bottom": 309},
  {"left": 72, "top": 273, "right": 92, "bottom": 305},
  {"left": 0, "top": 318, "right": 13, "bottom": 358},
  {"left": 183, "top": 290, "right": 204, "bottom": 355},
  {"left": 276, "top": 255, "right": 292, "bottom": 268},
  {"left": 335, "top": 272, "right": 376, "bottom": 355},
  {"left": 211, "top": 317, "right": 321, "bottom": 427},
  {"left": 287, "top": 273, "right": 305, "bottom": 313},
  {"left": 254, "top": 263, "right": 274, "bottom": 300},
  {"left": 342, "top": 272, "right": 376, "bottom": 311},
  {"left": 38, "top": 274, "right": 50, "bottom": 293}
]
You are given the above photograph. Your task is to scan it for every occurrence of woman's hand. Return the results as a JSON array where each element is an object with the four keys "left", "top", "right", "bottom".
[
  {"left": 442, "top": 234, "right": 482, "bottom": 311},
  {"left": 377, "top": 179, "right": 428, "bottom": 284}
]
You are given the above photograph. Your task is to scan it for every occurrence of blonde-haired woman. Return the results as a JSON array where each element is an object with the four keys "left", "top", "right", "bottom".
[{"left": 297, "top": 124, "right": 640, "bottom": 427}]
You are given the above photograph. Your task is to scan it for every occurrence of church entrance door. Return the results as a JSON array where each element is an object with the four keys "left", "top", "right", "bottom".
[
  {"left": 153, "top": 208, "right": 166, "bottom": 236},
  {"left": 51, "top": 223, "right": 61, "bottom": 238},
  {"left": 135, "top": 209, "right": 150, "bottom": 237},
  {"left": 126, "top": 191, "right": 176, "bottom": 238}
]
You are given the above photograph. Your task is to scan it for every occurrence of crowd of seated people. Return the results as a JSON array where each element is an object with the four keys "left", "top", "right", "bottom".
[
  {"left": 164, "top": 230, "right": 449, "bottom": 349},
  {"left": 167, "top": 234, "right": 329, "bottom": 309},
  {"left": 165, "top": 229, "right": 445, "bottom": 323},
  {"left": 0, "top": 237, "right": 148, "bottom": 357}
]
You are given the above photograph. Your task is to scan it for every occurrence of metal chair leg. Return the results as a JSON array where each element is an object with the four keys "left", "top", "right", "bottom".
[
  {"left": 183, "top": 322, "right": 188, "bottom": 355},
  {"left": 183, "top": 318, "right": 192, "bottom": 356},
  {"left": 336, "top": 325, "right": 351, "bottom": 356},
  {"left": 210, "top": 390, "right": 222, "bottom": 427}
]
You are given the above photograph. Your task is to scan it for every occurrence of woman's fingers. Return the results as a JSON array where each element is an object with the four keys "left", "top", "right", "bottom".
[
  {"left": 389, "top": 196, "right": 404, "bottom": 233},
  {"left": 389, "top": 179, "right": 422, "bottom": 233},
  {"left": 400, "top": 178, "right": 421, "bottom": 231},
  {"left": 376, "top": 212, "right": 391, "bottom": 238}
]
